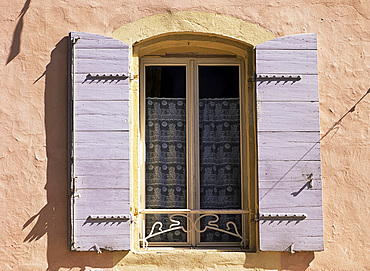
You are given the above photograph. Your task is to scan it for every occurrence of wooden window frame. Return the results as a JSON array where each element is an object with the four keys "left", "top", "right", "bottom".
[{"left": 138, "top": 57, "right": 253, "bottom": 250}]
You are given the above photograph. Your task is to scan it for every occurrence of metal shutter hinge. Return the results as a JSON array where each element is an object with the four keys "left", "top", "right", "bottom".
[
  {"left": 85, "top": 73, "right": 129, "bottom": 81},
  {"left": 252, "top": 74, "right": 302, "bottom": 82},
  {"left": 88, "top": 215, "right": 131, "bottom": 222},
  {"left": 255, "top": 213, "right": 307, "bottom": 221}
]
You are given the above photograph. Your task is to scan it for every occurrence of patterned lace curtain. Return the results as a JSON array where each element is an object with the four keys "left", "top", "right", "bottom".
[
  {"left": 145, "top": 97, "right": 241, "bottom": 243},
  {"left": 145, "top": 98, "right": 187, "bottom": 242},
  {"left": 199, "top": 98, "right": 241, "bottom": 242},
  {"left": 146, "top": 98, "right": 187, "bottom": 209},
  {"left": 199, "top": 98, "right": 241, "bottom": 209}
]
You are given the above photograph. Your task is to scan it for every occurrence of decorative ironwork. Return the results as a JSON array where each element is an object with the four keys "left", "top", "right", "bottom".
[{"left": 140, "top": 211, "right": 247, "bottom": 248}]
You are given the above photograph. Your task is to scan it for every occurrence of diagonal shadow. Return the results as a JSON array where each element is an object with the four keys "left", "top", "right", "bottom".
[
  {"left": 259, "top": 88, "right": 370, "bottom": 201},
  {"left": 23, "top": 205, "right": 49, "bottom": 242},
  {"left": 6, "top": 0, "right": 31, "bottom": 64}
]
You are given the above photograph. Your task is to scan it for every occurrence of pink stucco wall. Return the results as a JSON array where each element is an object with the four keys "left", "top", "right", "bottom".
[{"left": 0, "top": 0, "right": 369, "bottom": 270}]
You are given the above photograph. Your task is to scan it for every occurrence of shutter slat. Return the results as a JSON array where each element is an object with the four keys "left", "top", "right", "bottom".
[
  {"left": 74, "top": 58, "right": 129, "bottom": 74},
  {"left": 257, "top": 75, "right": 318, "bottom": 101},
  {"left": 70, "top": 31, "right": 130, "bottom": 251},
  {"left": 258, "top": 142, "right": 320, "bottom": 161},
  {"left": 256, "top": 33, "right": 317, "bottom": 50},
  {"left": 73, "top": 235, "right": 131, "bottom": 252},
  {"left": 74, "top": 189, "right": 129, "bottom": 219},
  {"left": 75, "top": 101, "right": 129, "bottom": 115},
  {"left": 75, "top": 144, "right": 129, "bottom": 160},
  {"left": 256, "top": 33, "right": 323, "bottom": 252},
  {"left": 259, "top": 220, "right": 323, "bottom": 236},
  {"left": 75, "top": 115, "right": 129, "bottom": 131},
  {"left": 258, "top": 132, "right": 321, "bottom": 161},
  {"left": 75, "top": 131, "right": 129, "bottom": 143},
  {"left": 257, "top": 102, "right": 320, "bottom": 131},
  {"left": 259, "top": 160, "right": 321, "bottom": 182},
  {"left": 76, "top": 175, "right": 129, "bottom": 189},
  {"left": 259, "top": 224, "right": 324, "bottom": 251},
  {"left": 74, "top": 160, "right": 129, "bottom": 176},
  {"left": 74, "top": 222, "right": 130, "bottom": 237},
  {"left": 74, "top": 39, "right": 129, "bottom": 49},
  {"left": 259, "top": 189, "right": 322, "bottom": 208},
  {"left": 75, "top": 48, "right": 129, "bottom": 60},
  {"left": 259, "top": 179, "right": 322, "bottom": 190},
  {"left": 75, "top": 84, "right": 129, "bottom": 101},
  {"left": 256, "top": 50, "right": 317, "bottom": 74}
]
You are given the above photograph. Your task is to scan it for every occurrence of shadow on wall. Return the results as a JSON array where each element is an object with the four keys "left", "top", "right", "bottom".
[
  {"left": 242, "top": 251, "right": 314, "bottom": 270},
  {"left": 280, "top": 252, "right": 315, "bottom": 271},
  {"left": 22, "top": 37, "right": 128, "bottom": 270},
  {"left": 6, "top": 0, "right": 31, "bottom": 64}
]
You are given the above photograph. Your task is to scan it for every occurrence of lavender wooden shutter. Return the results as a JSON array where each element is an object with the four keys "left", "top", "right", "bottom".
[
  {"left": 69, "top": 32, "right": 130, "bottom": 251},
  {"left": 256, "top": 34, "right": 323, "bottom": 251}
]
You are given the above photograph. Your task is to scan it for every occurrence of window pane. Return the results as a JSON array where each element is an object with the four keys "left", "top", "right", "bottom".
[
  {"left": 199, "top": 66, "right": 239, "bottom": 98},
  {"left": 146, "top": 66, "right": 186, "bottom": 98},
  {"left": 145, "top": 66, "right": 187, "bottom": 243},
  {"left": 199, "top": 66, "right": 241, "bottom": 242}
]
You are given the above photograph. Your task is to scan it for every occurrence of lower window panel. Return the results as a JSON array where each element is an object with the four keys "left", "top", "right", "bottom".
[
  {"left": 144, "top": 213, "right": 244, "bottom": 246},
  {"left": 145, "top": 214, "right": 188, "bottom": 243}
]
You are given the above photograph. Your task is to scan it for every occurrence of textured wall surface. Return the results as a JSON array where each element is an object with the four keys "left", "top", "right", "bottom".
[{"left": 0, "top": 1, "right": 369, "bottom": 270}]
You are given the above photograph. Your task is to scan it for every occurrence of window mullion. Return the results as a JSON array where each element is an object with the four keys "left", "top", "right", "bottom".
[
  {"left": 187, "top": 59, "right": 200, "bottom": 247},
  {"left": 193, "top": 60, "right": 200, "bottom": 212},
  {"left": 194, "top": 60, "right": 201, "bottom": 246}
]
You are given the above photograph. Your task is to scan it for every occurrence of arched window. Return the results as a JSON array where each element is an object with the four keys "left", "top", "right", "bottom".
[{"left": 136, "top": 34, "right": 254, "bottom": 249}]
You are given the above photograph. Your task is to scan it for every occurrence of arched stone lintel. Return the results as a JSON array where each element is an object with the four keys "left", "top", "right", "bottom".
[
  {"left": 112, "top": 11, "right": 275, "bottom": 47},
  {"left": 133, "top": 32, "right": 254, "bottom": 58}
]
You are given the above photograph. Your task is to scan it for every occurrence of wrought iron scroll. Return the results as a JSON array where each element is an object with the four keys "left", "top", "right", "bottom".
[{"left": 141, "top": 213, "right": 245, "bottom": 248}]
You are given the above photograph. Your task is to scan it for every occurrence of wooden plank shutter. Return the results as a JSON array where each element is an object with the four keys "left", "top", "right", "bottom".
[
  {"left": 69, "top": 32, "right": 130, "bottom": 251},
  {"left": 256, "top": 33, "right": 324, "bottom": 251}
]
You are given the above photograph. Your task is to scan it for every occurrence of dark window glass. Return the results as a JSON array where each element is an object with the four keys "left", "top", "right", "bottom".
[
  {"left": 199, "top": 66, "right": 239, "bottom": 98},
  {"left": 146, "top": 66, "right": 186, "bottom": 98}
]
